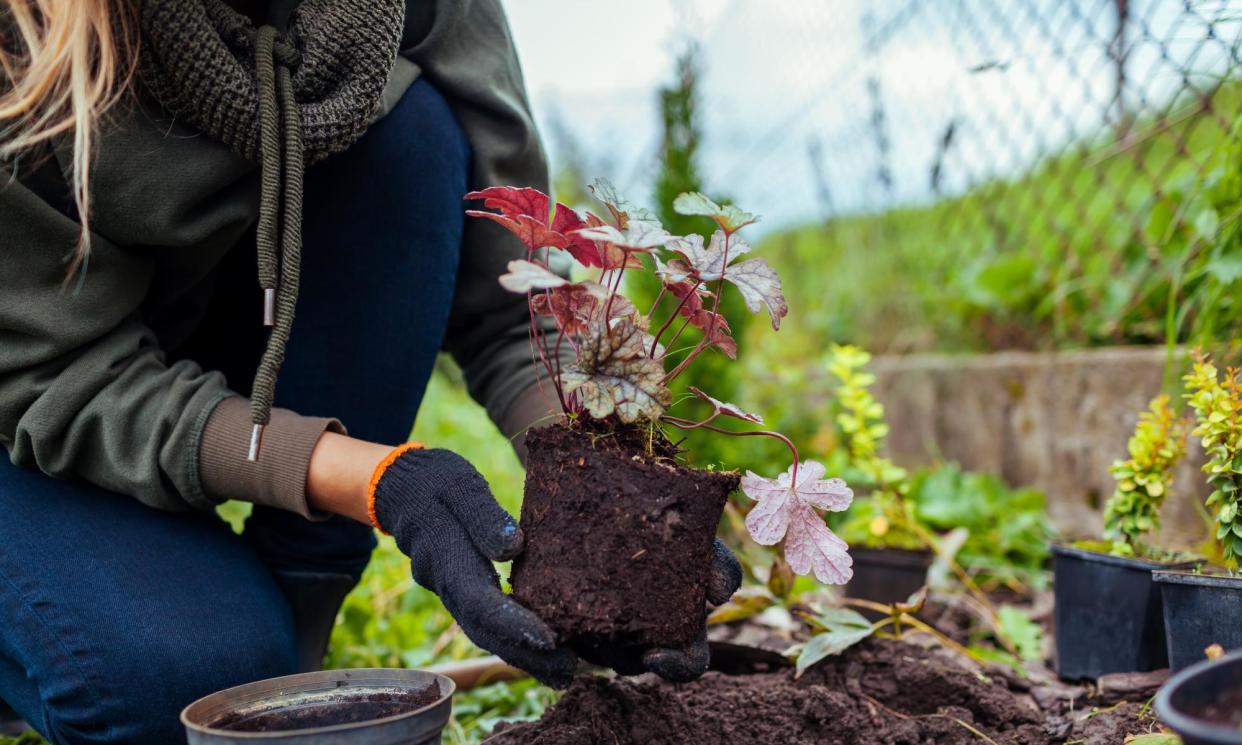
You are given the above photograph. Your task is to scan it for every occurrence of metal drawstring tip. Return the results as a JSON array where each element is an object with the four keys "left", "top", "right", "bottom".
[
  {"left": 248, "top": 424, "right": 266, "bottom": 462},
  {"left": 263, "top": 288, "right": 276, "bottom": 327}
]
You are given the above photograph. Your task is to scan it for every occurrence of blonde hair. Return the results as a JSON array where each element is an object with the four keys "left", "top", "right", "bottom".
[{"left": 1, "top": 0, "right": 136, "bottom": 276}]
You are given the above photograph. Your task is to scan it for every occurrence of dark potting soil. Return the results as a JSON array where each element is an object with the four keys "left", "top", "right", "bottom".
[
  {"left": 1192, "top": 686, "right": 1242, "bottom": 728},
  {"left": 488, "top": 639, "right": 1051, "bottom": 745},
  {"left": 511, "top": 423, "right": 739, "bottom": 652},
  {"left": 208, "top": 684, "right": 439, "bottom": 732}
]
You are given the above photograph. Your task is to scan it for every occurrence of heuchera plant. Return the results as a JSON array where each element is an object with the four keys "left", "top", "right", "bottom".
[
  {"left": 1184, "top": 354, "right": 1242, "bottom": 568},
  {"left": 465, "top": 180, "right": 854, "bottom": 584},
  {"left": 1101, "top": 394, "right": 1190, "bottom": 554}
]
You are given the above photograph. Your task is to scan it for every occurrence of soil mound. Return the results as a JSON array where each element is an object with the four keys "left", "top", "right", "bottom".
[{"left": 489, "top": 638, "right": 1048, "bottom": 745}]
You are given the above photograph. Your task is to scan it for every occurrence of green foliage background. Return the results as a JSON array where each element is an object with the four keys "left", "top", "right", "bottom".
[{"left": 762, "top": 83, "right": 1242, "bottom": 359}]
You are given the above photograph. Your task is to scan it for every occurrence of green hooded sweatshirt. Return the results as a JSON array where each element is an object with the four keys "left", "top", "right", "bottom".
[{"left": 0, "top": 0, "right": 549, "bottom": 518}]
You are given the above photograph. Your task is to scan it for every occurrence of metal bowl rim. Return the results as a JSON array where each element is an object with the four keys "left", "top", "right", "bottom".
[
  {"left": 180, "top": 668, "right": 456, "bottom": 740},
  {"left": 1154, "top": 647, "right": 1242, "bottom": 743}
]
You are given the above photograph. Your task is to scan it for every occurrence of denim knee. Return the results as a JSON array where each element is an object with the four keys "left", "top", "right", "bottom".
[{"left": 34, "top": 617, "right": 296, "bottom": 745}]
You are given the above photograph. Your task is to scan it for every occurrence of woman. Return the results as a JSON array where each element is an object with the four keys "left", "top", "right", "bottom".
[{"left": 0, "top": 1, "right": 741, "bottom": 742}]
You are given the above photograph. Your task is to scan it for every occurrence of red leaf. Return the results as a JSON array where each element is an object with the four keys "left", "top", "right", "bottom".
[
  {"left": 667, "top": 282, "right": 736, "bottom": 357},
  {"left": 530, "top": 281, "right": 637, "bottom": 334},
  {"left": 531, "top": 284, "right": 597, "bottom": 334},
  {"left": 552, "top": 204, "right": 605, "bottom": 268},
  {"left": 689, "top": 311, "right": 737, "bottom": 358},
  {"left": 667, "top": 279, "right": 707, "bottom": 316},
  {"left": 465, "top": 186, "right": 551, "bottom": 224},
  {"left": 466, "top": 211, "right": 572, "bottom": 252}
]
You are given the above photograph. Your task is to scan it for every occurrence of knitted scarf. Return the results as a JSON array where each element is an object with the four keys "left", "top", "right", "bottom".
[
  {"left": 140, "top": 0, "right": 404, "bottom": 162},
  {"left": 138, "top": 0, "right": 405, "bottom": 460}
]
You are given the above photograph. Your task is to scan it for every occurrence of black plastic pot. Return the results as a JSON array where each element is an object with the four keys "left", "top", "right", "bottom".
[
  {"left": 182, "top": 668, "right": 454, "bottom": 745},
  {"left": 1156, "top": 647, "right": 1242, "bottom": 745},
  {"left": 1052, "top": 544, "right": 1197, "bottom": 680},
  {"left": 1155, "top": 569, "right": 1242, "bottom": 672},
  {"left": 844, "top": 547, "right": 933, "bottom": 618}
]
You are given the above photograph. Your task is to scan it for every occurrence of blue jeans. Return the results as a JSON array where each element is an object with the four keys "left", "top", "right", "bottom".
[{"left": 0, "top": 79, "right": 469, "bottom": 744}]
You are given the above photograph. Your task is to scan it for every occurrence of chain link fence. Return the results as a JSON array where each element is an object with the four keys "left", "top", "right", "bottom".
[{"left": 687, "top": 0, "right": 1242, "bottom": 352}]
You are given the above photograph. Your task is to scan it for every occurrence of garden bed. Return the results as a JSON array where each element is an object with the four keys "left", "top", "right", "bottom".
[{"left": 486, "top": 637, "right": 1165, "bottom": 744}]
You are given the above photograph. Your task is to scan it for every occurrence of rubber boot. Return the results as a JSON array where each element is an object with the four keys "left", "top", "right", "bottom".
[{"left": 271, "top": 570, "right": 359, "bottom": 673}]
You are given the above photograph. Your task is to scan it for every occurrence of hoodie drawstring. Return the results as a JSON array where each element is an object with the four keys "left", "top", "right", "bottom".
[{"left": 248, "top": 25, "right": 305, "bottom": 461}]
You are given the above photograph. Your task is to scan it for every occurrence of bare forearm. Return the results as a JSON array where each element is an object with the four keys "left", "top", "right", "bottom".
[
  {"left": 306, "top": 431, "right": 391, "bottom": 524},
  {"left": 306, "top": 384, "right": 561, "bottom": 524}
]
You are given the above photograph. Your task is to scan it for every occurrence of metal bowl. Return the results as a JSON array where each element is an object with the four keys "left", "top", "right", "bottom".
[
  {"left": 1155, "top": 648, "right": 1242, "bottom": 745},
  {"left": 181, "top": 668, "right": 454, "bottom": 745}
]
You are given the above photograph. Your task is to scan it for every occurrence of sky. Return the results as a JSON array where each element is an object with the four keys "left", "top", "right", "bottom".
[{"left": 503, "top": 1, "right": 1241, "bottom": 234}]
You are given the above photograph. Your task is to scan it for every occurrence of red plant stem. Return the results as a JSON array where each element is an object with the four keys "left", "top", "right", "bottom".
[
  {"left": 602, "top": 252, "right": 630, "bottom": 323},
  {"left": 661, "top": 417, "right": 801, "bottom": 482},
  {"left": 526, "top": 290, "right": 566, "bottom": 411},
  {"left": 650, "top": 280, "right": 702, "bottom": 357},
  {"left": 662, "top": 313, "right": 696, "bottom": 356},
  {"left": 646, "top": 285, "right": 668, "bottom": 320},
  {"left": 540, "top": 285, "right": 581, "bottom": 356},
  {"left": 661, "top": 412, "right": 720, "bottom": 430},
  {"left": 550, "top": 321, "right": 569, "bottom": 397},
  {"left": 664, "top": 235, "right": 731, "bottom": 382}
]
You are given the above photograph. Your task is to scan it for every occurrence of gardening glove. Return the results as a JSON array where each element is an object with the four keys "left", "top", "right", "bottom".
[
  {"left": 369, "top": 444, "right": 578, "bottom": 688},
  {"left": 577, "top": 538, "right": 743, "bottom": 683}
]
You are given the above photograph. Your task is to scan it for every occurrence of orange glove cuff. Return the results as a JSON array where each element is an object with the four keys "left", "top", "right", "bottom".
[{"left": 367, "top": 441, "right": 424, "bottom": 533}]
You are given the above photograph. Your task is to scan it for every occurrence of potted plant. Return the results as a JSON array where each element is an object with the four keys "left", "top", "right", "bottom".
[
  {"left": 827, "top": 345, "right": 932, "bottom": 608},
  {"left": 1052, "top": 393, "right": 1196, "bottom": 679},
  {"left": 1155, "top": 355, "right": 1242, "bottom": 671},
  {"left": 464, "top": 182, "right": 855, "bottom": 662}
]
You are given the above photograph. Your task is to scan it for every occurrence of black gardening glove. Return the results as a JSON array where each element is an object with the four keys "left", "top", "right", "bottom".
[
  {"left": 576, "top": 539, "right": 742, "bottom": 683},
  {"left": 370, "top": 445, "right": 578, "bottom": 688}
]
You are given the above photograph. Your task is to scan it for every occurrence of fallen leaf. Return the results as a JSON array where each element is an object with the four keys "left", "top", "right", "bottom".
[
  {"left": 1123, "top": 735, "right": 1182, "bottom": 745},
  {"left": 707, "top": 587, "right": 775, "bottom": 625},
  {"left": 794, "top": 620, "right": 874, "bottom": 680}
]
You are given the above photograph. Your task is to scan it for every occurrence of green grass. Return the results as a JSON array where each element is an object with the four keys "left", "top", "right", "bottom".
[{"left": 763, "top": 81, "right": 1242, "bottom": 357}]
